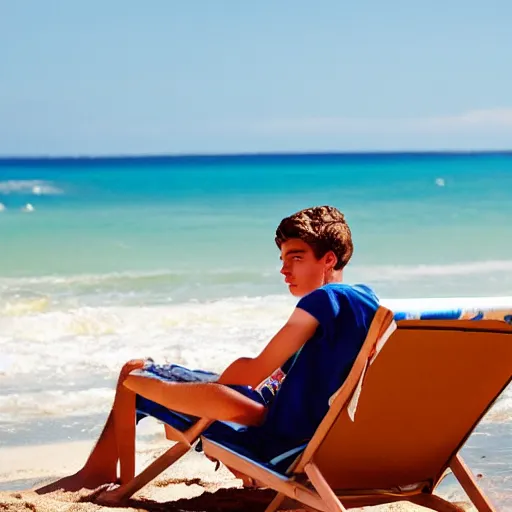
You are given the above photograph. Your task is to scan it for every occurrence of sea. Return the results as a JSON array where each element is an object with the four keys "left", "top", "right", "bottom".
[{"left": 0, "top": 152, "right": 511, "bottom": 503}]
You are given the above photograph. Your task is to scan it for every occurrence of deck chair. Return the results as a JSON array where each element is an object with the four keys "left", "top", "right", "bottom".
[
  {"left": 105, "top": 305, "right": 394, "bottom": 503},
  {"left": 202, "top": 311, "right": 512, "bottom": 512},
  {"left": 112, "top": 307, "right": 512, "bottom": 512}
]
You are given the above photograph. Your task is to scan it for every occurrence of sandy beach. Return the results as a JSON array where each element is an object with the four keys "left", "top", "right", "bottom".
[{"left": 0, "top": 436, "right": 481, "bottom": 512}]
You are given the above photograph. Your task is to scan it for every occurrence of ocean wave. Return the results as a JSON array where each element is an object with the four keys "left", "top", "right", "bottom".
[
  {"left": 1, "top": 260, "right": 511, "bottom": 313},
  {"left": 0, "top": 297, "right": 292, "bottom": 342},
  {"left": 0, "top": 180, "right": 63, "bottom": 196},
  {"left": 0, "top": 268, "right": 271, "bottom": 287},
  {"left": 0, "top": 388, "right": 114, "bottom": 422},
  {"left": 2, "top": 259, "right": 511, "bottom": 289},
  {"left": 484, "top": 391, "right": 512, "bottom": 423},
  {"left": 0, "top": 296, "right": 50, "bottom": 317},
  {"left": 0, "top": 269, "right": 280, "bottom": 309},
  {"left": 0, "top": 295, "right": 510, "bottom": 426},
  {"left": 0, "top": 298, "right": 292, "bottom": 416},
  {"left": 352, "top": 260, "right": 512, "bottom": 281}
]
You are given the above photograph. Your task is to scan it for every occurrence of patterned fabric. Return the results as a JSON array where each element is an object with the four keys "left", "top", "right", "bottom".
[
  {"left": 141, "top": 361, "right": 219, "bottom": 382},
  {"left": 393, "top": 306, "right": 512, "bottom": 324},
  {"left": 256, "top": 368, "right": 286, "bottom": 404}
]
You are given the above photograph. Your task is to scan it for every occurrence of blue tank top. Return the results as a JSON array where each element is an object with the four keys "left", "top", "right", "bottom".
[{"left": 252, "top": 283, "right": 379, "bottom": 453}]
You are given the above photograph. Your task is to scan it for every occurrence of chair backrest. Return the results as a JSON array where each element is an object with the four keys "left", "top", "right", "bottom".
[{"left": 301, "top": 317, "right": 512, "bottom": 491}]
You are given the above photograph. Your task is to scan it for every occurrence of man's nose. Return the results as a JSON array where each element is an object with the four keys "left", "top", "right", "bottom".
[{"left": 280, "top": 263, "right": 290, "bottom": 275}]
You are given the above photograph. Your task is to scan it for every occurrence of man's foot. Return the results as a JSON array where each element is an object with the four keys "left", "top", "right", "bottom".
[
  {"left": 35, "top": 468, "right": 117, "bottom": 494},
  {"left": 94, "top": 483, "right": 129, "bottom": 506}
]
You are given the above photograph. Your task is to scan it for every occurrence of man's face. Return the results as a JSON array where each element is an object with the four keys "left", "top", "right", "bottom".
[{"left": 279, "top": 238, "right": 331, "bottom": 297}]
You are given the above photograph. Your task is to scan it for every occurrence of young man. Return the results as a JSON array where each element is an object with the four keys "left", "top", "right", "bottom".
[{"left": 38, "top": 205, "right": 379, "bottom": 495}]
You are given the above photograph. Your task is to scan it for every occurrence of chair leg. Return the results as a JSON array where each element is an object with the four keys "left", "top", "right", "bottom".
[
  {"left": 108, "top": 441, "right": 190, "bottom": 502},
  {"left": 305, "top": 463, "right": 347, "bottom": 512},
  {"left": 450, "top": 454, "right": 496, "bottom": 512},
  {"left": 265, "top": 492, "right": 286, "bottom": 512}
]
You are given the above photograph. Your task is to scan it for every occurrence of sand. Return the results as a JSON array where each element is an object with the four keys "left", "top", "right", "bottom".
[{"left": 0, "top": 438, "right": 480, "bottom": 512}]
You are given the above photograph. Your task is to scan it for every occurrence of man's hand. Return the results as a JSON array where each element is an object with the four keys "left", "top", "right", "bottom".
[{"left": 119, "top": 359, "right": 146, "bottom": 383}]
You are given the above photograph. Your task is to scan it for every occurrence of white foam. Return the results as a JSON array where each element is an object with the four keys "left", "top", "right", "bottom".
[
  {"left": 382, "top": 295, "right": 512, "bottom": 312},
  {"left": 0, "top": 355, "right": 12, "bottom": 375},
  {"left": 0, "top": 296, "right": 292, "bottom": 340},
  {"left": 21, "top": 203, "right": 35, "bottom": 213},
  {"left": 0, "top": 180, "right": 63, "bottom": 196},
  {"left": 0, "top": 388, "right": 114, "bottom": 422},
  {"left": 1, "top": 294, "right": 511, "bottom": 426},
  {"left": 354, "top": 260, "right": 512, "bottom": 281},
  {"left": 0, "top": 296, "right": 50, "bottom": 316},
  {"left": 0, "top": 298, "right": 292, "bottom": 384},
  {"left": 0, "top": 203, "right": 5, "bottom": 212},
  {"left": 484, "top": 388, "right": 512, "bottom": 423},
  {"left": 0, "top": 298, "right": 294, "bottom": 423}
]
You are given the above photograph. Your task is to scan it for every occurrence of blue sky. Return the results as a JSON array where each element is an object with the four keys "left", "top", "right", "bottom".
[{"left": 1, "top": 1, "right": 512, "bottom": 155}]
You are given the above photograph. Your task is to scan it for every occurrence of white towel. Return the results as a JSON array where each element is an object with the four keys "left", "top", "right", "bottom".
[{"left": 346, "top": 321, "right": 397, "bottom": 421}]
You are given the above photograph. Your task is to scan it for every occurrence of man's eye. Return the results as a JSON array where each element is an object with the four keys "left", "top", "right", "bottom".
[{"left": 293, "top": 256, "right": 302, "bottom": 261}]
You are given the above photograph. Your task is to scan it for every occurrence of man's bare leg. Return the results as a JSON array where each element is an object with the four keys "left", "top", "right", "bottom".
[
  {"left": 96, "top": 375, "right": 266, "bottom": 505},
  {"left": 35, "top": 360, "right": 144, "bottom": 494},
  {"left": 122, "top": 374, "right": 266, "bottom": 426},
  {"left": 37, "top": 360, "right": 265, "bottom": 498}
]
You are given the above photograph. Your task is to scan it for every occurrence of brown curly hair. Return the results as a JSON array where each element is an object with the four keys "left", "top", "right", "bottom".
[{"left": 275, "top": 206, "right": 353, "bottom": 270}]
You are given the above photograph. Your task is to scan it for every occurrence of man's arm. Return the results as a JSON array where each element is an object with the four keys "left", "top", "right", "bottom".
[{"left": 217, "top": 308, "right": 319, "bottom": 388}]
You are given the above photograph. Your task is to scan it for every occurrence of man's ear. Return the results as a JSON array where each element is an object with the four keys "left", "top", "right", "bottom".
[{"left": 324, "top": 251, "right": 338, "bottom": 269}]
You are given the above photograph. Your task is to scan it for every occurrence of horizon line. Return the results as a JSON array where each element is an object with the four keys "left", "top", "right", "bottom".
[{"left": 1, "top": 148, "right": 512, "bottom": 162}]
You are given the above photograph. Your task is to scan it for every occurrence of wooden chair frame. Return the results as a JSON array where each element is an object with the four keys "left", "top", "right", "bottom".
[{"left": 108, "top": 307, "right": 511, "bottom": 512}]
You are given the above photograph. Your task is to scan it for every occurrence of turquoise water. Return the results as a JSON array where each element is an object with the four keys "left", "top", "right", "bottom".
[
  {"left": 1, "top": 153, "right": 512, "bottom": 301},
  {"left": 0, "top": 153, "right": 511, "bottom": 503}
]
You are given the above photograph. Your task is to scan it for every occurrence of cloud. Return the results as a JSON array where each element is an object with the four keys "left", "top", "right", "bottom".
[
  {"left": 423, "top": 108, "right": 512, "bottom": 129},
  {"left": 457, "top": 108, "right": 512, "bottom": 125},
  {"left": 249, "top": 108, "right": 512, "bottom": 135}
]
